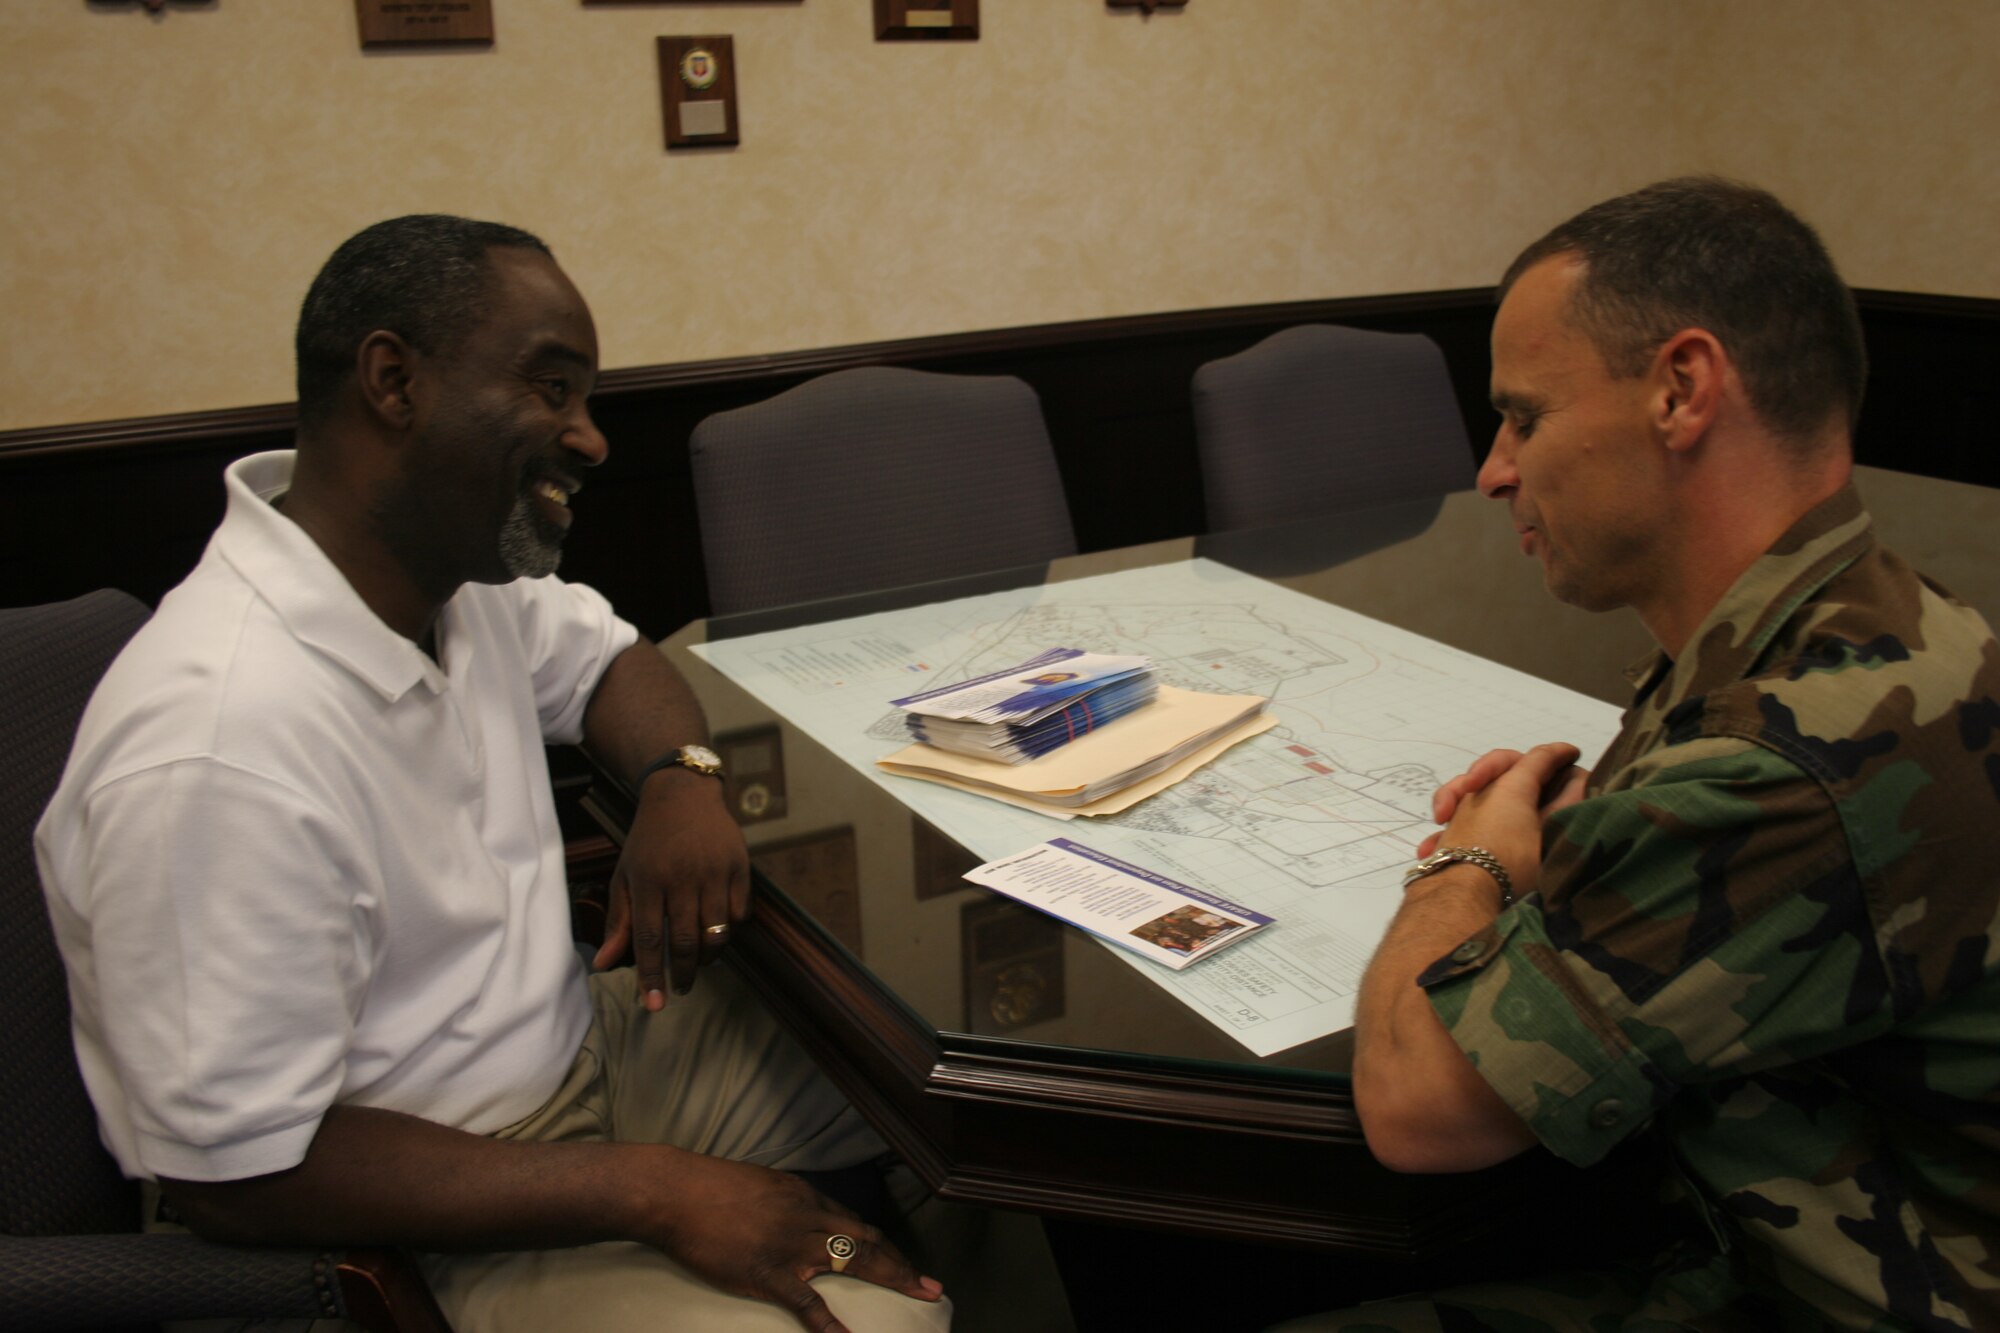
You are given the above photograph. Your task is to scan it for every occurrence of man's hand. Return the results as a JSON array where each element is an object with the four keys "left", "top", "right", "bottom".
[
  {"left": 1420, "top": 742, "right": 1583, "bottom": 899},
  {"left": 581, "top": 639, "right": 754, "bottom": 1006},
  {"left": 594, "top": 769, "right": 750, "bottom": 1007},
  {"left": 1415, "top": 745, "right": 1590, "bottom": 860},
  {"left": 163, "top": 1107, "right": 943, "bottom": 1333},
  {"left": 1352, "top": 746, "right": 1583, "bottom": 1173},
  {"left": 646, "top": 1154, "right": 944, "bottom": 1333}
]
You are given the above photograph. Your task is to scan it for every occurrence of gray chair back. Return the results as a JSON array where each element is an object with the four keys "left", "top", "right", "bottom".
[
  {"left": 690, "top": 366, "right": 1077, "bottom": 616},
  {"left": 0, "top": 593, "right": 457, "bottom": 1332},
  {"left": 0, "top": 590, "right": 150, "bottom": 1240},
  {"left": 1192, "top": 324, "right": 1475, "bottom": 531}
]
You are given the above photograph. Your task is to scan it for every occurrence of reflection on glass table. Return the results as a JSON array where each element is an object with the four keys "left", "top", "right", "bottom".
[{"left": 581, "top": 466, "right": 1999, "bottom": 1262}]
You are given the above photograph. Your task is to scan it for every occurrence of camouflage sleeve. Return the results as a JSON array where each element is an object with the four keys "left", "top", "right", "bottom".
[{"left": 1416, "top": 734, "right": 1887, "bottom": 1168}]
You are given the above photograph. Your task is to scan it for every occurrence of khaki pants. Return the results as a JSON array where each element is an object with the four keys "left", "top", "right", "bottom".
[{"left": 162, "top": 964, "right": 954, "bottom": 1333}]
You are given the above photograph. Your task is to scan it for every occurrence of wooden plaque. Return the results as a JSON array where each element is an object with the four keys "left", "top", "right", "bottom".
[
  {"left": 752, "top": 827, "right": 862, "bottom": 958},
  {"left": 658, "top": 36, "right": 741, "bottom": 148},
  {"left": 960, "top": 897, "right": 1065, "bottom": 1033},
  {"left": 354, "top": 0, "right": 494, "bottom": 47},
  {"left": 715, "top": 724, "right": 787, "bottom": 826},
  {"left": 873, "top": 0, "right": 978, "bottom": 41}
]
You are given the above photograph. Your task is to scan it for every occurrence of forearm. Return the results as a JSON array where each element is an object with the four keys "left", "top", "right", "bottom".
[
  {"left": 581, "top": 639, "right": 712, "bottom": 787},
  {"left": 161, "top": 1102, "right": 944, "bottom": 1325},
  {"left": 577, "top": 638, "right": 747, "bottom": 996},
  {"left": 161, "top": 1104, "right": 674, "bottom": 1253},
  {"left": 1352, "top": 864, "right": 1534, "bottom": 1173}
]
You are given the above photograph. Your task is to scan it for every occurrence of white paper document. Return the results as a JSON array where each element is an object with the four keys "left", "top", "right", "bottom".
[
  {"left": 693, "top": 560, "right": 1623, "bottom": 1056},
  {"left": 878, "top": 685, "right": 1273, "bottom": 811},
  {"left": 964, "top": 838, "right": 1273, "bottom": 970}
]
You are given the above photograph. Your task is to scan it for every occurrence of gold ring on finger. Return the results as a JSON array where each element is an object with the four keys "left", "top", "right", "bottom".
[{"left": 826, "top": 1233, "right": 856, "bottom": 1274}]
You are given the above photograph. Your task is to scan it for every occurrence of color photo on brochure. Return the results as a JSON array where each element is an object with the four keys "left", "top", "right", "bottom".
[{"left": 962, "top": 837, "right": 1273, "bottom": 971}]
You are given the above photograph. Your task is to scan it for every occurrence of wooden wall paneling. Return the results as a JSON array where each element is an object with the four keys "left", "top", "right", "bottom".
[
  {"left": 553, "top": 387, "right": 714, "bottom": 643},
  {"left": 1, "top": 434, "right": 286, "bottom": 612},
  {"left": 1850, "top": 290, "right": 2000, "bottom": 490},
  {"left": 4, "top": 289, "right": 1991, "bottom": 633}
]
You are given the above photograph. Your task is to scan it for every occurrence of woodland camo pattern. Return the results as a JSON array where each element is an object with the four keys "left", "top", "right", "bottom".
[{"left": 1403, "top": 486, "right": 2000, "bottom": 1331}]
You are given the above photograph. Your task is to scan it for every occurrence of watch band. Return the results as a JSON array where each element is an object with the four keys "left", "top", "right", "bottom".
[
  {"left": 1402, "top": 845, "right": 1514, "bottom": 906},
  {"left": 636, "top": 745, "right": 722, "bottom": 787}
]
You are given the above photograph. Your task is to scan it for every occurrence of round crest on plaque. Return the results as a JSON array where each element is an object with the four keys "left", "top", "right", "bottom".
[{"left": 679, "top": 48, "right": 720, "bottom": 91}]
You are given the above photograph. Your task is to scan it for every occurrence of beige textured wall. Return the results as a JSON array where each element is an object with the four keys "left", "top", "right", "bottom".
[
  {"left": 1, "top": 1, "right": 1992, "bottom": 433},
  {"left": 1677, "top": 0, "right": 2000, "bottom": 298}
]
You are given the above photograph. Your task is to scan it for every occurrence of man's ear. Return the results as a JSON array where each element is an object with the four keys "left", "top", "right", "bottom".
[
  {"left": 1650, "top": 328, "right": 1727, "bottom": 454},
  {"left": 354, "top": 330, "right": 420, "bottom": 432}
]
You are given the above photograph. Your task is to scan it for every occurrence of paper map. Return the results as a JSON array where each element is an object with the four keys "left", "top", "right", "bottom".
[{"left": 693, "top": 560, "right": 1623, "bottom": 1056}]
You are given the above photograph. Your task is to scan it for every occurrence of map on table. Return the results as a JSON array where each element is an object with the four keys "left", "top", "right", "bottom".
[{"left": 692, "top": 559, "right": 1622, "bottom": 1056}]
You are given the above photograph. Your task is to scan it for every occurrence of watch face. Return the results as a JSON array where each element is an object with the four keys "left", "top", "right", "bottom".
[{"left": 680, "top": 744, "right": 723, "bottom": 773}]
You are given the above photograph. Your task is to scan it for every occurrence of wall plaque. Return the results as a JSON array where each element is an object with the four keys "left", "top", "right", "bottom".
[
  {"left": 961, "top": 898, "right": 1065, "bottom": 1033},
  {"left": 715, "top": 724, "right": 786, "bottom": 825},
  {"left": 752, "top": 827, "right": 862, "bottom": 958},
  {"left": 873, "top": 0, "right": 978, "bottom": 41},
  {"left": 658, "top": 35, "right": 741, "bottom": 148},
  {"left": 354, "top": 0, "right": 494, "bottom": 47}
]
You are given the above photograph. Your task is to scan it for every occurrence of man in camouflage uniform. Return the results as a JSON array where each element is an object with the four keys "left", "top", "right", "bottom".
[{"left": 1283, "top": 179, "right": 2000, "bottom": 1330}]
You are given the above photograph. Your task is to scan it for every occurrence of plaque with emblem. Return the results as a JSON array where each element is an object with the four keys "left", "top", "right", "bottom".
[
  {"left": 873, "top": 0, "right": 978, "bottom": 41},
  {"left": 715, "top": 724, "right": 787, "bottom": 826},
  {"left": 961, "top": 897, "right": 1066, "bottom": 1033},
  {"left": 354, "top": 0, "right": 494, "bottom": 47},
  {"left": 658, "top": 35, "right": 740, "bottom": 148}
]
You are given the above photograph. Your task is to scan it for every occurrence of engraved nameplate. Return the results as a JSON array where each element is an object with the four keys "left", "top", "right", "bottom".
[
  {"left": 873, "top": 0, "right": 978, "bottom": 40},
  {"left": 354, "top": 0, "right": 493, "bottom": 46},
  {"left": 679, "top": 101, "right": 728, "bottom": 137}
]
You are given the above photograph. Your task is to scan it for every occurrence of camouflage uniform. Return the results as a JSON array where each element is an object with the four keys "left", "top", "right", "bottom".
[{"left": 1313, "top": 486, "right": 2000, "bottom": 1332}]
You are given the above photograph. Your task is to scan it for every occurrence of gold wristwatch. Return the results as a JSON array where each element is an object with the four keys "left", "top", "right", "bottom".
[{"left": 638, "top": 744, "right": 724, "bottom": 785}]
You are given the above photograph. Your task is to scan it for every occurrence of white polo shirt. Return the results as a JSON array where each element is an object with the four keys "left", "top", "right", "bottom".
[{"left": 36, "top": 450, "right": 638, "bottom": 1183}]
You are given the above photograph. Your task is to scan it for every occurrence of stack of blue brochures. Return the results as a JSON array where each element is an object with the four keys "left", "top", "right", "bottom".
[{"left": 891, "top": 648, "right": 1159, "bottom": 765}]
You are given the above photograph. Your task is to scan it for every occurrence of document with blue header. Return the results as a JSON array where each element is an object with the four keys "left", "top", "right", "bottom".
[
  {"left": 891, "top": 648, "right": 1160, "bottom": 766},
  {"left": 964, "top": 837, "right": 1273, "bottom": 970},
  {"left": 904, "top": 671, "right": 1161, "bottom": 763}
]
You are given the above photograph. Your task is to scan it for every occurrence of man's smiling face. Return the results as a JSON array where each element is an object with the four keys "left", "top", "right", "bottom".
[{"left": 379, "top": 246, "right": 606, "bottom": 593}]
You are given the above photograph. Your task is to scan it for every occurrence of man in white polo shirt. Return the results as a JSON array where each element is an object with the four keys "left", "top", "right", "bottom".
[{"left": 36, "top": 215, "right": 952, "bottom": 1333}]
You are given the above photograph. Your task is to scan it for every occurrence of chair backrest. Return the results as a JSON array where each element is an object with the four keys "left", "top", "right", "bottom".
[
  {"left": 1191, "top": 324, "right": 1475, "bottom": 531},
  {"left": 0, "top": 590, "right": 151, "bottom": 1237},
  {"left": 690, "top": 366, "right": 1078, "bottom": 616}
]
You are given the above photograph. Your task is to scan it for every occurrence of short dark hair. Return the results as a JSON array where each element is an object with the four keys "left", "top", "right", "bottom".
[
  {"left": 1501, "top": 177, "right": 1866, "bottom": 443},
  {"left": 294, "top": 214, "right": 550, "bottom": 429}
]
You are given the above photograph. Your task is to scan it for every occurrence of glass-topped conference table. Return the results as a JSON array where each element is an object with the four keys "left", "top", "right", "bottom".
[{"left": 584, "top": 466, "right": 1998, "bottom": 1267}]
